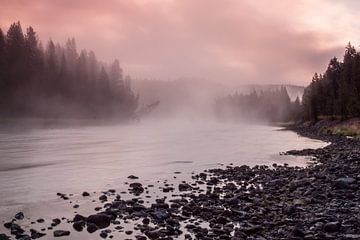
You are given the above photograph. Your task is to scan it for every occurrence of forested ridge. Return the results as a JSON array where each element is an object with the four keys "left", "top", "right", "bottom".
[
  {"left": 214, "top": 87, "right": 301, "bottom": 122},
  {"left": 302, "top": 43, "right": 360, "bottom": 121},
  {"left": 215, "top": 43, "right": 360, "bottom": 123},
  {"left": 0, "top": 22, "right": 138, "bottom": 118}
]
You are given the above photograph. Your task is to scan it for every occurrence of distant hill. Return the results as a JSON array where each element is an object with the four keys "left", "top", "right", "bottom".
[
  {"left": 243, "top": 84, "right": 305, "bottom": 101},
  {"left": 132, "top": 78, "right": 305, "bottom": 117}
]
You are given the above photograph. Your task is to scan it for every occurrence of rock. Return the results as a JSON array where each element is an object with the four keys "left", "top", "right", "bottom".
[
  {"left": 344, "top": 234, "right": 360, "bottom": 239},
  {"left": 0, "top": 234, "right": 11, "bottom": 240},
  {"left": 73, "top": 220, "right": 85, "bottom": 232},
  {"left": 73, "top": 214, "right": 87, "bottom": 222},
  {"left": 36, "top": 218, "right": 45, "bottom": 223},
  {"left": 135, "top": 236, "right": 147, "bottom": 240},
  {"left": 53, "top": 230, "right": 70, "bottom": 237},
  {"left": 87, "top": 223, "right": 98, "bottom": 233},
  {"left": 82, "top": 191, "right": 90, "bottom": 197},
  {"left": 323, "top": 221, "right": 340, "bottom": 233},
  {"left": 292, "top": 226, "right": 305, "bottom": 238},
  {"left": 99, "top": 195, "right": 108, "bottom": 201},
  {"left": 142, "top": 217, "right": 150, "bottom": 225},
  {"left": 51, "top": 218, "right": 61, "bottom": 227},
  {"left": 334, "top": 177, "right": 356, "bottom": 189},
  {"left": 178, "top": 183, "right": 192, "bottom": 191},
  {"left": 129, "top": 182, "right": 144, "bottom": 195},
  {"left": 87, "top": 214, "right": 111, "bottom": 229},
  {"left": 30, "top": 229, "right": 46, "bottom": 238},
  {"left": 145, "top": 230, "right": 160, "bottom": 239},
  {"left": 100, "top": 231, "right": 108, "bottom": 238},
  {"left": 152, "top": 210, "right": 169, "bottom": 221},
  {"left": 14, "top": 212, "right": 24, "bottom": 220},
  {"left": 128, "top": 175, "right": 139, "bottom": 179}
]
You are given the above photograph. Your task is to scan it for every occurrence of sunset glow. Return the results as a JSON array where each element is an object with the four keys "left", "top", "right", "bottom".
[{"left": 2, "top": 0, "right": 359, "bottom": 85}]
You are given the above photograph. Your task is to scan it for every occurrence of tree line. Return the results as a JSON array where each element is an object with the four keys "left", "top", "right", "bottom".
[
  {"left": 214, "top": 87, "right": 301, "bottom": 122},
  {"left": 0, "top": 22, "right": 138, "bottom": 118},
  {"left": 302, "top": 43, "right": 360, "bottom": 121}
]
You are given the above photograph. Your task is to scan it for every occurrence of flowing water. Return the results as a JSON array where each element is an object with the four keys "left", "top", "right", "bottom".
[{"left": 0, "top": 118, "right": 327, "bottom": 237}]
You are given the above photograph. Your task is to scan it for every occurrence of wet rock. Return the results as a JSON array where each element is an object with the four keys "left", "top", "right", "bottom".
[
  {"left": 53, "top": 230, "right": 70, "bottom": 237},
  {"left": 51, "top": 218, "right": 61, "bottom": 227},
  {"left": 36, "top": 218, "right": 45, "bottom": 223},
  {"left": 73, "top": 220, "right": 86, "bottom": 232},
  {"left": 292, "top": 226, "right": 305, "bottom": 238},
  {"left": 14, "top": 212, "right": 24, "bottom": 220},
  {"left": 178, "top": 183, "right": 192, "bottom": 191},
  {"left": 87, "top": 214, "right": 111, "bottom": 229},
  {"left": 128, "top": 175, "right": 139, "bottom": 179},
  {"left": 145, "top": 230, "right": 160, "bottom": 239},
  {"left": 324, "top": 221, "right": 341, "bottom": 233},
  {"left": 100, "top": 230, "right": 108, "bottom": 238},
  {"left": 30, "top": 229, "right": 46, "bottom": 239},
  {"left": 129, "top": 182, "right": 144, "bottom": 195},
  {"left": 142, "top": 217, "right": 150, "bottom": 225},
  {"left": 0, "top": 234, "right": 11, "bottom": 240},
  {"left": 73, "top": 214, "right": 87, "bottom": 222},
  {"left": 87, "top": 223, "right": 99, "bottom": 233},
  {"left": 135, "top": 236, "right": 147, "bottom": 240},
  {"left": 334, "top": 177, "right": 356, "bottom": 189},
  {"left": 99, "top": 195, "right": 108, "bottom": 201},
  {"left": 82, "top": 191, "right": 90, "bottom": 197}
]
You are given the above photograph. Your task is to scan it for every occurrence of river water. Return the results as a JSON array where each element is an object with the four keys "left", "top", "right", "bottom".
[{"left": 0, "top": 119, "right": 326, "bottom": 238}]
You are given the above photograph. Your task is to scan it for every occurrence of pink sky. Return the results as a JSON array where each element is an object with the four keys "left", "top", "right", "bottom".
[{"left": 1, "top": 0, "right": 359, "bottom": 85}]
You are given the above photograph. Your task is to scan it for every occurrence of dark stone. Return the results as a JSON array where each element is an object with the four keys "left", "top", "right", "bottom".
[
  {"left": 73, "top": 220, "right": 85, "bottom": 232},
  {"left": 87, "top": 214, "right": 111, "bottom": 229},
  {"left": 73, "top": 214, "right": 87, "bottom": 222},
  {"left": 292, "top": 226, "right": 305, "bottom": 238},
  {"left": 53, "top": 230, "right": 70, "bottom": 237},
  {"left": 36, "top": 218, "right": 45, "bottom": 223},
  {"left": 334, "top": 177, "right": 356, "bottom": 189},
  {"left": 82, "top": 191, "right": 90, "bottom": 197},
  {"left": 128, "top": 175, "right": 139, "bottom": 179},
  {"left": 99, "top": 195, "right": 108, "bottom": 201},
  {"left": 179, "top": 183, "right": 192, "bottom": 191},
  {"left": 30, "top": 229, "right": 46, "bottom": 239},
  {"left": 324, "top": 221, "right": 341, "bottom": 233},
  {"left": 145, "top": 230, "right": 160, "bottom": 239},
  {"left": 0, "top": 234, "right": 11, "bottom": 240},
  {"left": 51, "top": 218, "right": 61, "bottom": 227},
  {"left": 142, "top": 217, "right": 150, "bottom": 225},
  {"left": 87, "top": 223, "right": 99, "bottom": 233},
  {"left": 100, "top": 231, "right": 108, "bottom": 238},
  {"left": 14, "top": 212, "right": 24, "bottom": 220}
]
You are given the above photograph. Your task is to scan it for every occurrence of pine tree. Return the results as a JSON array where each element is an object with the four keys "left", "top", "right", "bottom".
[
  {"left": 45, "top": 39, "right": 57, "bottom": 95},
  {"left": 109, "top": 59, "right": 123, "bottom": 92},
  {"left": 5, "top": 21, "right": 26, "bottom": 95},
  {"left": 0, "top": 28, "right": 6, "bottom": 89},
  {"left": 25, "top": 26, "right": 42, "bottom": 79}
]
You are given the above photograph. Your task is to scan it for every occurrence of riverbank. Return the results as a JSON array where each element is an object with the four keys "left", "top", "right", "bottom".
[{"left": 1, "top": 123, "right": 359, "bottom": 240}]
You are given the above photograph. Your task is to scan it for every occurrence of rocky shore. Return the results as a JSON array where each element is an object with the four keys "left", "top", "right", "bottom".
[{"left": 2, "top": 124, "right": 360, "bottom": 240}]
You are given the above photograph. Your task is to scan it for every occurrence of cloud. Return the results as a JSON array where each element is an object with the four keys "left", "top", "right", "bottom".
[{"left": 0, "top": 0, "right": 356, "bottom": 85}]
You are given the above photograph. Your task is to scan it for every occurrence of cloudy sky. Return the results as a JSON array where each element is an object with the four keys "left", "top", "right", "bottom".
[{"left": 1, "top": 0, "right": 360, "bottom": 85}]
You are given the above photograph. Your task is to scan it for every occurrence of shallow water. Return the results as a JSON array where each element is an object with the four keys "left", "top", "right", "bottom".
[{"left": 0, "top": 119, "right": 326, "bottom": 237}]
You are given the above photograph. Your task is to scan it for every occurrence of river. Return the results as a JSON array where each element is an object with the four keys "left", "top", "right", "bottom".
[{"left": 0, "top": 119, "right": 327, "bottom": 238}]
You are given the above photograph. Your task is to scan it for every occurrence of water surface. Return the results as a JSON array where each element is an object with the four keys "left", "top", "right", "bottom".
[{"left": 0, "top": 119, "right": 326, "bottom": 235}]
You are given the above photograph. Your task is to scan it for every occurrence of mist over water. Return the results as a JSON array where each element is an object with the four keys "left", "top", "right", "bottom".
[{"left": 0, "top": 117, "right": 326, "bottom": 226}]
